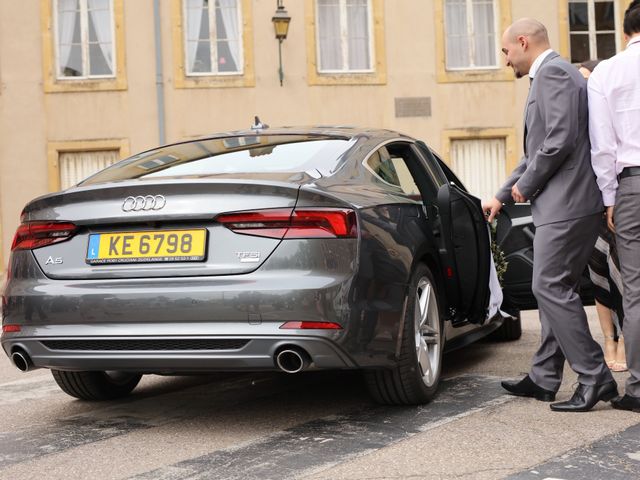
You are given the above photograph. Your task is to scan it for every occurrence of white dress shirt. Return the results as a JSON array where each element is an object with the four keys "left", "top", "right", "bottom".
[
  {"left": 588, "top": 35, "right": 640, "bottom": 206},
  {"left": 529, "top": 48, "right": 554, "bottom": 79}
]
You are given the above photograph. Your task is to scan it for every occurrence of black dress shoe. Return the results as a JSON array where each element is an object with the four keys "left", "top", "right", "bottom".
[
  {"left": 501, "top": 375, "right": 556, "bottom": 402},
  {"left": 550, "top": 380, "right": 618, "bottom": 412},
  {"left": 611, "top": 394, "right": 640, "bottom": 412}
]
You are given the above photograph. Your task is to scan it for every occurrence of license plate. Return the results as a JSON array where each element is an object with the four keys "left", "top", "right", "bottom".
[{"left": 86, "top": 229, "right": 207, "bottom": 264}]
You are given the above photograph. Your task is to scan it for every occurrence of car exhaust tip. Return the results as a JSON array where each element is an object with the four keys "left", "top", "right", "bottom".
[
  {"left": 11, "top": 350, "right": 32, "bottom": 372},
  {"left": 275, "top": 347, "right": 311, "bottom": 374}
]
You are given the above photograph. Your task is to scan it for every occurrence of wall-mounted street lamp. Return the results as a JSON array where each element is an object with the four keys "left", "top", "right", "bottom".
[{"left": 272, "top": 0, "right": 291, "bottom": 86}]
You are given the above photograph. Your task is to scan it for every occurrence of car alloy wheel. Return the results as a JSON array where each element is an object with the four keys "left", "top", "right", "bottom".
[
  {"left": 414, "top": 277, "right": 441, "bottom": 388},
  {"left": 364, "top": 263, "right": 444, "bottom": 405}
]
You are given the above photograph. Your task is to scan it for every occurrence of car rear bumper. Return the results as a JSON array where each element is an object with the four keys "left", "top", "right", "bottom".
[
  {"left": 2, "top": 239, "right": 410, "bottom": 371},
  {"left": 1, "top": 323, "right": 357, "bottom": 372}
]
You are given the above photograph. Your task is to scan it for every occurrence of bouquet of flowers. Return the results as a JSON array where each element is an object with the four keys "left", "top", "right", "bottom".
[{"left": 490, "top": 223, "right": 508, "bottom": 283}]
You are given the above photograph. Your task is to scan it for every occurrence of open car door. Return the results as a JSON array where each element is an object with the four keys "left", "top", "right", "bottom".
[
  {"left": 496, "top": 204, "right": 594, "bottom": 313},
  {"left": 494, "top": 204, "right": 537, "bottom": 313},
  {"left": 436, "top": 183, "right": 491, "bottom": 325}
]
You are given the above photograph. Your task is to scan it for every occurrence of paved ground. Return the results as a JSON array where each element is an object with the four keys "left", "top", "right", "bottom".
[{"left": 0, "top": 307, "right": 638, "bottom": 479}]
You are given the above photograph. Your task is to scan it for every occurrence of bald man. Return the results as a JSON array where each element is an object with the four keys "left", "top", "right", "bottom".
[{"left": 482, "top": 19, "right": 617, "bottom": 412}]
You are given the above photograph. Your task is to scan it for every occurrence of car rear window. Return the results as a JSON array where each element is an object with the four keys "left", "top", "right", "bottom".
[{"left": 80, "top": 135, "right": 355, "bottom": 185}]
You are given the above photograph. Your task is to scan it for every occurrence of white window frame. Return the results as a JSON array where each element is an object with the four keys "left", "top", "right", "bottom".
[
  {"left": 569, "top": 0, "right": 621, "bottom": 61},
  {"left": 183, "top": 0, "right": 244, "bottom": 77},
  {"left": 444, "top": 0, "right": 501, "bottom": 71},
  {"left": 53, "top": 0, "right": 117, "bottom": 80},
  {"left": 315, "top": 0, "right": 375, "bottom": 74}
]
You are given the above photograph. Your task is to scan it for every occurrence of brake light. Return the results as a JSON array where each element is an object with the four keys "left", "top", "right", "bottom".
[
  {"left": 216, "top": 209, "right": 293, "bottom": 239},
  {"left": 11, "top": 222, "right": 77, "bottom": 251},
  {"left": 280, "top": 321, "right": 343, "bottom": 329},
  {"left": 216, "top": 208, "right": 357, "bottom": 239},
  {"left": 290, "top": 210, "right": 356, "bottom": 238}
]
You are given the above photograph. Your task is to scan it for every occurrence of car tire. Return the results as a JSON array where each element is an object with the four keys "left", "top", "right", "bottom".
[
  {"left": 488, "top": 311, "right": 522, "bottom": 341},
  {"left": 365, "top": 263, "right": 444, "bottom": 405},
  {"left": 51, "top": 370, "right": 142, "bottom": 401}
]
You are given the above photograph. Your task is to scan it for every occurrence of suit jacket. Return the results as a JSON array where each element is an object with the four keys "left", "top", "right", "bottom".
[{"left": 496, "top": 52, "right": 603, "bottom": 227}]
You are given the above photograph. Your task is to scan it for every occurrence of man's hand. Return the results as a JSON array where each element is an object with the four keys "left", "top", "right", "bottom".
[
  {"left": 511, "top": 184, "right": 527, "bottom": 203},
  {"left": 606, "top": 206, "right": 615, "bottom": 233},
  {"left": 482, "top": 197, "right": 503, "bottom": 223}
]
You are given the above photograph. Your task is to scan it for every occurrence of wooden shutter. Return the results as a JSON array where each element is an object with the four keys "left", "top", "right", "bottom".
[
  {"left": 451, "top": 138, "right": 506, "bottom": 201},
  {"left": 58, "top": 149, "right": 119, "bottom": 190}
]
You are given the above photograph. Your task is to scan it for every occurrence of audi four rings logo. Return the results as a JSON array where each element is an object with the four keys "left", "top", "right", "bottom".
[{"left": 122, "top": 195, "right": 166, "bottom": 212}]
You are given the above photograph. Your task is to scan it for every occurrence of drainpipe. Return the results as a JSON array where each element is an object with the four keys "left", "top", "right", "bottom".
[{"left": 153, "top": 0, "right": 166, "bottom": 145}]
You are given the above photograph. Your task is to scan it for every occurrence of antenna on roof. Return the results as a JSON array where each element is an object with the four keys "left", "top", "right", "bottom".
[{"left": 251, "top": 116, "right": 269, "bottom": 131}]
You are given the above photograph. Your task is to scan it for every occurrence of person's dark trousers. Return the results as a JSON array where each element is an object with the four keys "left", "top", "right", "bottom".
[
  {"left": 615, "top": 175, "right": 640, "bottom": 398},
  {"left": 528, "top": 213, "right": 615, "bottom": 392}
]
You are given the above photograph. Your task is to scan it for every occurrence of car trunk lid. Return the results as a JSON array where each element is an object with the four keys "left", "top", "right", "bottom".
[{"left": 23, "top": 179, "right": 303, "bottom": 279}]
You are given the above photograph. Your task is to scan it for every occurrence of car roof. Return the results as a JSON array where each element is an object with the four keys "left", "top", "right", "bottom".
[{"left": 166, "top": 126, "right": 414, "bottom": 148}]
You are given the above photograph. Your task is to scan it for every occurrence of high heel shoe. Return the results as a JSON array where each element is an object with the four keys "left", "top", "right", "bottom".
[
  {"left": 611, "top": 362, "right": 628, "bottom": 372},
  {"left": 612, "top": 337, "right": 627, "bottom": 372}
]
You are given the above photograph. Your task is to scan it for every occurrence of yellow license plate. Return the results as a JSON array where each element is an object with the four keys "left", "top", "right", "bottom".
[{"left": 86, "top": 229, "right": 207, "bottom": 264}]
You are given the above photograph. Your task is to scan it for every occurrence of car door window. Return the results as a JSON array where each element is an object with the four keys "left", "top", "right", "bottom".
[
  {"left": 367, "top": 148, "right": 401, "bottom": 186},
  {"left": 390, "top": 156, "right": 422, "bottom": 198},
  {"left": 366, "top": 142, "right": 442, "bottom": 204},
  {"left": 366, "top": 147, "right": 420, "bottom": 198}
]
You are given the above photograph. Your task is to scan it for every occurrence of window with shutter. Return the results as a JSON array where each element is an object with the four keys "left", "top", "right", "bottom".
[
  {"left": 58, "top": 150, "right": 119, "bottom": 190},
  {"left": 450, "top": 138, "right": 506, "bottom": 201}
]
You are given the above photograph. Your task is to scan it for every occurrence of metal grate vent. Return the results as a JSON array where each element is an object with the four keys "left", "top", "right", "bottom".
[{"left": 41, "top": 339, "right": 250, "bottom": 351}]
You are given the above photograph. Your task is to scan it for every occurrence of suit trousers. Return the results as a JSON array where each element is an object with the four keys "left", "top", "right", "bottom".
[
  {"left": 615, "top": 175, "right": 640, "bottom": 398},
  {"left": 529, "top": 213, "right": 614, "bottom": 391}
]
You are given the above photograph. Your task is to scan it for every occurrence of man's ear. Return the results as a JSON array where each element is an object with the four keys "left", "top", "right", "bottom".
[{"left": 518, "top": 35, "right": 528, "bottom": 50}]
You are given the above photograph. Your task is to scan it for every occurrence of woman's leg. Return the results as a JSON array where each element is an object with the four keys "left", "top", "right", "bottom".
[{"left": 596, "top": 300, "right": 617, "bottom": 367}]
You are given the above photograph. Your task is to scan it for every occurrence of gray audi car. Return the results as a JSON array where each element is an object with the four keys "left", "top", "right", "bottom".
[{"left": 1, "top": 126, "right": 531, "bottom": 405}]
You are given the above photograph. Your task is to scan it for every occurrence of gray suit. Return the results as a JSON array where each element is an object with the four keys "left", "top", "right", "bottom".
[{"left": 496, "top": 52, "right": 613, "bottom": 391}]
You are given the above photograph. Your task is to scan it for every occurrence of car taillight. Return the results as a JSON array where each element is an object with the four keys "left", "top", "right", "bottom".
[
  {"left": 10, "top": 222, "right": 77, "bottom": 251},
  {"left": 216, "top": 208, "right": 357, "bottom": 239}
]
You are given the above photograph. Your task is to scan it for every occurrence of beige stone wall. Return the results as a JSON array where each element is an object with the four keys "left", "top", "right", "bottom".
[
  {"left": 0, "top": 0, "right": 631, "bottom": 270},
  {"left": 1, "top": 0, "right": 48, "bottom": 270}
]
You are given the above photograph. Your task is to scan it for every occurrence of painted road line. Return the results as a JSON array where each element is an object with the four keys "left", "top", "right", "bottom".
[
  {"left": 508, "top": 423, "right": 640, "bottom": 480},
  {"left": 129, "top": 375, "right": 515, "bottom": 480}
]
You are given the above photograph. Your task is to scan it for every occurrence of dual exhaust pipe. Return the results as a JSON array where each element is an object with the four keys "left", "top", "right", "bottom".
[
  {"left": 11, "top": 346, "right": 312, "bottom": 374},
  {"left": 275, "top": 346, "right": 311, "bottom": 374}
]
